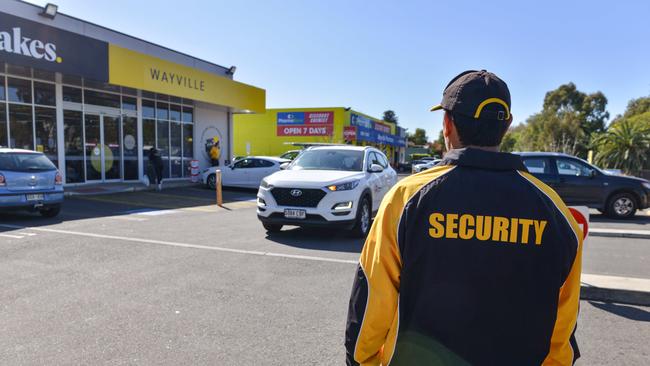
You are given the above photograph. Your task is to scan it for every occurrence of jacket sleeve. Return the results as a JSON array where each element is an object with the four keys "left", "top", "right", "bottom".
[
  {"left": 345, "top": 188, "right": 403, "bottom": 366},
  {"left": 543, "top": 206, "right": 584, "bottom": 365}
]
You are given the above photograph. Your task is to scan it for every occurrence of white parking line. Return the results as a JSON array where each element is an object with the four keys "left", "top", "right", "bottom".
[
  {"left": 0, "top": 224, "right": 357, "bottom": 265},
  {"left": 0, "top": 233, "right": 24, "bottom": 239}
]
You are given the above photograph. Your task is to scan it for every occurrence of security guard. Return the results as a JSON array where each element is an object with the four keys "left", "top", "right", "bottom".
[{"left": 345, "top": 70, "right": 583, "bottom": 366}]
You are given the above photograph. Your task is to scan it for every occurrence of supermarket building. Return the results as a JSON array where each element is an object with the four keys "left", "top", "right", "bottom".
[
  {"left": 234, "top": 108, "right": 407, "bottom": 165},
  {"left": 0, "top": 1, "right": 265, "bottom": 184}
]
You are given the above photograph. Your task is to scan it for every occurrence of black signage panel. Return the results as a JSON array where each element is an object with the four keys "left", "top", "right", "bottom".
[{"left": 0, "top": 12, "right": 108, "bottom": 81}]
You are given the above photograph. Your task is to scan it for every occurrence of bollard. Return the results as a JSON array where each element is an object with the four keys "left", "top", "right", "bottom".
[{"left": 216, "top": 169, "right": 223, "bottom": 207}]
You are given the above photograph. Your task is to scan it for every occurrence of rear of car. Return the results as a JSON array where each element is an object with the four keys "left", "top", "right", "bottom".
[{"left": 0, "top": 149, "right": 64, "bottom": 217}]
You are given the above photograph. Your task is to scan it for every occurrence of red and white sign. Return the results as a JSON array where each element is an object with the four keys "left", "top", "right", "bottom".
[
  {"left": 305, "top": 111, "right": 333, "bottom": 125},
  {"left": 343, "top": 126, "right": 357, "bottom": 140},
  {"left": 277, "top": 125, "right": 333, "bottom": 136},
  {"left": 569, "top": 206, "right": 589, "bottom": 240}
]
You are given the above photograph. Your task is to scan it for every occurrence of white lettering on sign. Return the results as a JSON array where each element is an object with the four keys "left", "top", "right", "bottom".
[{"left": 0, "top": 27, "right": 59, "bottom": 62}]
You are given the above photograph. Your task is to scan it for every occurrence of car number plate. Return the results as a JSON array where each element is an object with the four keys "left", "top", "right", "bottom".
[
  {"left": 26, "top": 193, "right": 44, "bottom": 201},
  {"left": 284, "top": 209, "right": 306, "bottom": 219}
]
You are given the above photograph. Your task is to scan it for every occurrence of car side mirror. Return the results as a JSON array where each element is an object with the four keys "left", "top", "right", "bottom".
[
  {"left": 280, "top": 162, "right": 290, "bottom": 170},
  {"left": 369, "top": 164, "right": 384, "bottom": 173},
  {"left": 589, "top": 169, "right": 597, "bottom": 178},
  {"left": 230, "top": 165, "right": 235, "bottom": 170}
]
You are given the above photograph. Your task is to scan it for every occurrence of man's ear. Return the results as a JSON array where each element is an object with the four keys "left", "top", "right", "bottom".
[{"left": 443, "top": 112, "right": 454, "bottom": 138}]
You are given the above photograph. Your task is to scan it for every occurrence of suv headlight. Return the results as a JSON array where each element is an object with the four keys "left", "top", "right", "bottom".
[
  {"left": 327, "top": 180, "right": 360, "bottom": 191},
  {"left": 260, "top": 179, "right": 273, "bottom": 189},
  {"left": 642, "top": 182, "right": 650, "bottom": 190}
]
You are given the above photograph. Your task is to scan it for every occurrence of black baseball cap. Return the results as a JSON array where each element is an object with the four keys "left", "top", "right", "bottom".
[{"left": 430, "top": 70, "right": 511, "bottom": 121}]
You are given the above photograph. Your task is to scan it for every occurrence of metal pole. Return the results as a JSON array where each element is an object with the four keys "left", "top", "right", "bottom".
[{"left": 216, "top": 169, "right": 223, "bottom": 207}]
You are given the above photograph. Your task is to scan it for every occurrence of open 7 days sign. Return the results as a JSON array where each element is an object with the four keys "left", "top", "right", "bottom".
[{"left": 276, "top": 111, "right": 334, "bottom": 136}]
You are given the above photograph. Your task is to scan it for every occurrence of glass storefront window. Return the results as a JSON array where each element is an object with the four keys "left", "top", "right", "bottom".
[
  {"left": 63, "top": 86, "right": 82, "bottom": 103},
  {"left": 122, "top": 96, "right": 137, "bottom": 111},
  {"left": 142, "top": 118, "right": 156, "bottom": 178},
  {"left": 142, "top": 99, "right": 155, "bottom": 118},
  {"left": 34, "top": 82, "right": 56, "bottom": 106},
  {"left": 34, "top": 107, "right": 57, "bottom": 167},
  {"left": 156, "top": 102, "right": 169, "bottom": 120},
  {"left": 0, "top": 76, "right": 5, "bottom": 101},
  {"left": 84, "top": 89, "right": 120, "bottom": 108},
  {"left": 7, "top": 77, "right": 32, "bottom": 104},
  {"left": 64, "top": 110, "right": 84, "bottom": 183},
  {"left": 170, "top": 104, "right": 181, "bottom": 121},
  {"left": 183, "top": 124, "right": 193, "bottom": 158},
  {"left": 123, "top": 116, "right": 138, "bottom": 180},
  {"left": 0, "top": 107, "right": 7, "bottom": 147},
  {"left": 9, "top": 104, "right": 33, "bottom": 150},
  {"left": 182, "top": 107, "right": 193, "bottom": 123},
  {"left": 156, "top": 119, "right": 170, "bottom": 178}
]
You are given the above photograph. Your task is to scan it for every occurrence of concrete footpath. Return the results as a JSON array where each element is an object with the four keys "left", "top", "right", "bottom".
[
  {"left": 590, "top": 228, "right": 650, "bottom": 239},
  {"left": 581, "top": 274, "right": 650, "bottom": 306}
]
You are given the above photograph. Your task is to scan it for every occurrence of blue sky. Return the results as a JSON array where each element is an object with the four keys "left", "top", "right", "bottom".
[{"left": 26, "top": 0, "right": 650, "bottom": 140}]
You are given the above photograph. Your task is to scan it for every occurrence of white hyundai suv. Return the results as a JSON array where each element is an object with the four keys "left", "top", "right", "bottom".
[{"left": 257, "top": 145, "right": 398, "bottom": 237}]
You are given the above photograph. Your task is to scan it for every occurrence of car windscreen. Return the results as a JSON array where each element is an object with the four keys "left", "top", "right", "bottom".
[
  {"left": 290, "top": 149, "right": 364, "bottom": 171},
  {"left": 0, "top": 153, "right": 57, "bottom": 172}
]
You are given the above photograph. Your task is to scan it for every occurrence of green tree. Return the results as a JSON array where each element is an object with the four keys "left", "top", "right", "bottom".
[
  {"left": 500, "top": 125, "right": 524, "bottom": 152},
  {"left": 592, "top": 112, "right": 650, "bottom": 174},
  {"left": 407, "top": 128, "right": 428, "bottom": 145},
  {"left": 622, "top": 96, "right": 650, "bottom": 118},
  {"left": 382, "top": 110, "right": 398, "bottom": 124},
  {"left": 514, "top": 83, "right": 608, "bottom": 156}
]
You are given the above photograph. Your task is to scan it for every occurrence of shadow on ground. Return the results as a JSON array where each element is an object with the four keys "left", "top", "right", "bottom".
[
  {"left": 588, "top": 301, "right": 650, "bottom": 322},
  {"left": 0, "top": 186, "right": 257, "bottom": 230},
  {"left": 590, "top": 212, "right": 650, "bottom": 226},
  {"left": 264, "top": 226, "right": 364, "bottom": 253}
]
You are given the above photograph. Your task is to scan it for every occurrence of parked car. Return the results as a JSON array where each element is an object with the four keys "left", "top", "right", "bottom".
[
  {"left": 412, "top": 159, "right": 442, "bottom": 173},
  {"left": 515, "top": 152, "right": 650, "bottom": 218},
  {"left": 256, "top": 145, "right": 398, "bottom": 237},
  {"left": 0, "top": 148, "right": 64, "bottom": 217},
  {"left": 279, "top": 150, "right": 301, "bottom": 161},
  {"left": 202, "top": 156, "right": 289, "bottom": 189}
]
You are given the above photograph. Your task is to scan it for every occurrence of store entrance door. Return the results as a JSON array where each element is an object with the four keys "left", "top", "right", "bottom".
[{"left": 84, "top": 113, "right": 122, "bottom": 182}]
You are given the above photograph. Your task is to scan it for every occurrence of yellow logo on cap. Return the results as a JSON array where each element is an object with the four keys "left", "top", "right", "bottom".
[{"left": 474, "top": 98, "right": 510, "bottom": 120}]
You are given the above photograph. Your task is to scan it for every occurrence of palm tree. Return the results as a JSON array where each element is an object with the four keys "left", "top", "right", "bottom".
[{"left": 593, "top": 118, "right": 650, "bottom": 174}]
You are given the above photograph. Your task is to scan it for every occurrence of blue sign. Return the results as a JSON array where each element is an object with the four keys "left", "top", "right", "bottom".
[{"left": 277, "top": 112, "right": 305, "bottom": 125}]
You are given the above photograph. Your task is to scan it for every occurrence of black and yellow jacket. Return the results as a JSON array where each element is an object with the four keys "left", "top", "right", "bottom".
[{"left": 345, "top": 148, "right": 583, "bottom": 366}]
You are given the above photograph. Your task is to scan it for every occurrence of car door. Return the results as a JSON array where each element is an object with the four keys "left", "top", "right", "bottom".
[
  {"left": 227, "top": 158, "right": 253, "bottom": 187},
  {"left": 522, "top": 157, "right": 560, "bottom": 190},
  {"left": 249, "top": 158, "right": 277, "bottom": 188},
  {"left": 553, "top": 157, "right": 606, "bottom": 206},
  {"left": 377, "top": 151, "right": 396, "bottom": 195},
  {"left": 365, "top": 151, "right": 383, "bottom": 209}
]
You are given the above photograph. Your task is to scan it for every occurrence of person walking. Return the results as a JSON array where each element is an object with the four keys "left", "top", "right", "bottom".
[
  {"left": 148, "top": 147, "right": 164, "bottom": 191},
  {"left": 345, "top": 70, "right": 583, "bottom": 366}
]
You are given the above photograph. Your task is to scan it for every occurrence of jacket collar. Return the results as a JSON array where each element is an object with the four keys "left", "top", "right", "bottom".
[{"left": 440, "top": 148, "right": 528, "bottom": 172}]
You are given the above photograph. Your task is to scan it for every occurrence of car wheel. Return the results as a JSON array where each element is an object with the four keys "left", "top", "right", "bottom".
[
  {"left": 606, "top": 192, "right": 637, "bottom": 219},
  {"left": 39, "top": 204, "right": 61, "bottom": 218},
  {"left": 263, "top": 223, "right": 283, "bottom": 233},
  {"left": 207, "top": 174, "right": 216, "bottom": 190},
  {"left": 351, "top": 196, "right": 371, "bottom": 238}
]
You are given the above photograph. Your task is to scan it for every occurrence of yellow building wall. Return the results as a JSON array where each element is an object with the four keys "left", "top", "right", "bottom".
[{"left": 234, "top": 107, "right": 348, "bottom": 157}]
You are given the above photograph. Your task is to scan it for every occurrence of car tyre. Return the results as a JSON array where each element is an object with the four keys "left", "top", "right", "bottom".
[
  {"left": 350, "top": 196, "right": 371, "bottom": 238},
  {"left": 263, "top": 223, "right": 283, "bottom": 233},
  {"left": 39, "top": 204, "right": 61, "bottom": 218},
  {"left": 207, "top": 174, "right": 216, "bottom": 190},
  {"left": 606, "top": 192, "right": 637, "bottom": 219}
]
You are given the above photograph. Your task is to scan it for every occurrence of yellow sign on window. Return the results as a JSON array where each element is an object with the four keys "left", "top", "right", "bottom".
[{"left": 108, "top": 44, "right": 265, "bottom": 113}]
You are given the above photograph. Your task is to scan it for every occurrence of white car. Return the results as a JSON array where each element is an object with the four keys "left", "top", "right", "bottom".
[
  {"left": 256, "top": 146, "right": 398, "bottom": 237},
  {"left": 202, "top": 156, "right": 289, "bottom": 189},
  {"left": 412, "top": 159, "right": 442, "bottom": 173}
]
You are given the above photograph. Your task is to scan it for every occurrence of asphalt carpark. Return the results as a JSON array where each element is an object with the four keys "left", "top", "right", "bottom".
[{"left": 0, "top": 185, "right": 648, "bottom": 365}]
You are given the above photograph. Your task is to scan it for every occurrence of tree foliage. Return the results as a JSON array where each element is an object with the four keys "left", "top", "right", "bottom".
[
  {"left": 512, "top": 83, "right": 607, "bottom": 156},
  {"left": 592, "top": 112, "right": 650, "bottom": 174},
  {"left": 382, "top": 110, "right": 398, "bottom": 124},
  {"left": 407, "top": 128, "right": 428, "bottom": 146}
]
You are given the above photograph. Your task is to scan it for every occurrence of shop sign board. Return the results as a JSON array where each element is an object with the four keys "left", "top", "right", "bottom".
[
  {"left": 343, "top": 126, "right": 357, "bottom": 140},
  {"left": 109, "top": 45, "right": 265, "bottom": 113},
  {"left": 0, "top": 12, "right": 109, "bottom": 81},
  {"left": 276, "top": 111, "right": 333, "bottom": 136}
]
